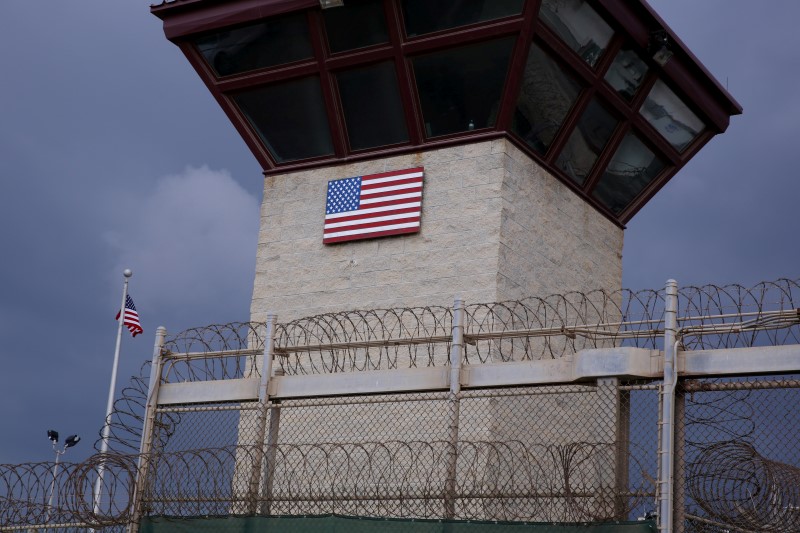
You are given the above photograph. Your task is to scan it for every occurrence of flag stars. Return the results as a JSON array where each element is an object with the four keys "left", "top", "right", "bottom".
[{"left": 326, "top": 176, "right": 362, "bottom": 214}]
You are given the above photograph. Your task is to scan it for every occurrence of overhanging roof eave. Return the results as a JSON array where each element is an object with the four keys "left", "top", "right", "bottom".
[{"left": 152, "top": 0, "right": 319, "bottom": 40}]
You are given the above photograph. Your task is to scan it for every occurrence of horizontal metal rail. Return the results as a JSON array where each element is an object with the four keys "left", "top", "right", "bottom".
[
  {"left": 273, "top": 335, "right": 453, "bottom": 354},
  {"left": 161, "top": 348, "right": 262, "bottom": 360},
  {"left": 620, "top": 384, "right": 661, "bottom": 391},
  {"left": 144, "top": 490, "right": 652, "bottom": 504},
  {"left": 0, "top": 524, "right": 93, "bottom": 532},
  {"left": 151, "top": 344, "right": 800, "bottom": 404},
  {"left": 463, "top": 327, "right": 661, "bottom": 342},
  {"left": 684, "top": 513, "right": 760, "bottom": 533},
  {"left": 157, "top": 403, "right": 260, "bottom": 413},
  {"left": 158, "top": 310, "right": 799, "bottom": 362},
  {"left": 678, "top": 308, "right": 799, "bottom": 324},
  {"left": 682, "top": 378, "right": 800, "bottom": 392}
]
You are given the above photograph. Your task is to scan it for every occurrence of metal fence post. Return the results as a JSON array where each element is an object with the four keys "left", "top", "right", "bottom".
[
  {"left": 674, "top": 385, "right": 686, "bottom": 533},
  {"left": 260, "top": 368, "right": 283, "bottom": 516},
  {"left": 610, "top": 377, "right": 630, "bottom": 518},
  {"left": 127, "top": 326, "right": 167, "bottom": 533},
  {"left": 658, "top": 280, "right": 678, "bottom": 533},
  {"left": 444, "top": 295, "right": 465, "bottom": 519},
  {"left": 247, "top": 313, "right": 277, "bottom": 515}
]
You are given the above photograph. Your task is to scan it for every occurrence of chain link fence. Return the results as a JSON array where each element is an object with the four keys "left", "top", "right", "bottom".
[
  {"left": 140, "top": 382, "right": 660, "bottom": 524},
  {"left": 7, "top": 376, "right": 795, "bottom": 532},
  {"left": 678, "top": 375, "right": 800, "bottom": 532},
  {"left": 2, "top": 279, "right": 799, "bottom": 532}
]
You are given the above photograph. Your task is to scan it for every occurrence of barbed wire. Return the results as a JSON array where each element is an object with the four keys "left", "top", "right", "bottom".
[
  {"left": 0, "top": 439, "right": 653, "bottom": 528},
  {"left": 5, "top": 278, "right": 796, "bottom": 530},
  {"left": 275, "top": 306, "right": 453, "bottom": 375},
  {"left": 5, "top": 434, "right": 798, "bottom": 530},
  {"left": 156, "top": 278, "right": 799, "bottom": 382},
  {"left": 0, "top": 453, "right": 136, "bottom": 529},
  {"left": 161, "top": 321, "right": 266, "bottom": 382},
  {"left": 90, "top": 361, "right": 183, "bottom": 457},
  {"left": 687, "top": 441, "right": 800, "bottom": 532},
  {"left": 464, "top": 288, "right": 664, "bottom": 363},
  {"left": 88, "top": 279, "right": 800, "bottom": 469}
]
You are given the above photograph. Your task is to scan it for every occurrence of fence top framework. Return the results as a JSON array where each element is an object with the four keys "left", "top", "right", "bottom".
[
  {"left": 2, "top": 277, "right": 800, "bottom": 532},
  {"left": 35, "top": 277, "right": 800, "bottom": 457},
  {"left": 146, "top": 278, "right": 800, "bottom": 406}
]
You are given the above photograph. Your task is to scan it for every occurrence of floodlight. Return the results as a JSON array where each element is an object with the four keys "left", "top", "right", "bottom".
[
  {"left": 648, "top": 30, "right": 673, "bottom": 66},
  {"left": 45, "top": 429, "right": 79, "bottom": 525}
]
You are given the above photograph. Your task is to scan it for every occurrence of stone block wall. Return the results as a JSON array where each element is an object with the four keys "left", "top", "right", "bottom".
[
  {"left": 251, "top": 139, "right": 623, "bottom": 323},
  {"left": 242, "top": 139, "right": 628, "bottom": 520},
  {"left": 497, "top": 141, "right": 623, "bottom": 302}
]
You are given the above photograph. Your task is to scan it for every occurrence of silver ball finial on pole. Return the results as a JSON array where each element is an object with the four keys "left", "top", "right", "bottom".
[{"left": 123, "top": 269, "right": 133, "bottom": 278}]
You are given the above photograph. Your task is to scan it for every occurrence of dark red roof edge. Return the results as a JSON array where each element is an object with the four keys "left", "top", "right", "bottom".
[{"left": 638, "top": 0, "right": 742, "bottom": 116}]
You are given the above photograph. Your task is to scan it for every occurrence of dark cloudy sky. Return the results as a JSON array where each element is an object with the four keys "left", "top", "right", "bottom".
[{"left": 0, "top": 1, "right": 798, "bottom": 465}]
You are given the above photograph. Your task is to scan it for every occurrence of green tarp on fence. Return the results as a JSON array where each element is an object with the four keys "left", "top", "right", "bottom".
[{"left": 140, "top": 514, "right": 656, "bottom": 533}]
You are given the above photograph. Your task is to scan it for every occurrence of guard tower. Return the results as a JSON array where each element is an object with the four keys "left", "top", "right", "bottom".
[
  {"left": 148, "top": 1, "right": 742, "bottom": 524},
  {"left": 152, "top": 0, "right": 740, "bottom": 320}
]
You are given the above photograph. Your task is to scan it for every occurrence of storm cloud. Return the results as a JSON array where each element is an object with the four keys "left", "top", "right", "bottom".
[{"left": 0, "top": 0, "right": 798, "bottom": 464}]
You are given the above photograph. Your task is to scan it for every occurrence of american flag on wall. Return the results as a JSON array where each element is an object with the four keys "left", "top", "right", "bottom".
[{"left": 323, "top": 167, "right": 424, "bottom": 244}]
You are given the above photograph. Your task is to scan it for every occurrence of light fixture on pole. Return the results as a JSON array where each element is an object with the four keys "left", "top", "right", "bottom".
[{"left": 45, "top": 430, "right": 80, "bottom": 526}]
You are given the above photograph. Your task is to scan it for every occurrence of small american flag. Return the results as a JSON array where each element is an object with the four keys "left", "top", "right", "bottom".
[
  {"left": 323, "top": 167, "right": 424, "bottom": 244},
  {"left": 115, "top": 295, "right": 143, "bottom": 337}
]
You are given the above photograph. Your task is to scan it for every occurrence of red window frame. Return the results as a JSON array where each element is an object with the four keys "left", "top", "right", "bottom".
[{"left": 152, "top": 0, "right": 741, "bottom": 225}]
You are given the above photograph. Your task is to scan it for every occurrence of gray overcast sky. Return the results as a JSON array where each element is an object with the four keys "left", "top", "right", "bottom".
[{"left": 0, "top": 1, "right": 798, "bottom": 465}]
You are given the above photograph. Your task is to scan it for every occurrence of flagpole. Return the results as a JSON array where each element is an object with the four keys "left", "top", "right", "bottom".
[{"left": 93, "top": 268, "right": 132, "bottom": 517}]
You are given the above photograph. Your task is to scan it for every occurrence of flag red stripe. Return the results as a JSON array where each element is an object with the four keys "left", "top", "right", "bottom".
[
  {"left": 324, "top": 206, "right": 421, "bottom": 225},
  {"left": 343, "top": 197, "right": 420, "bottom": 212},
  {"left": 360, "top": 186, "right": 422, "bottom": 200},
  {"left": 324, "top": 226, "right": 420, "bottom": 244},
  {"left": 324, "top": 198, "right": 421, "bottom": 221},
  {"left": 360, "top": 167, "right": 424, "bottom": 181},
  {"left": 360, "top": 176, "right": 423, "bottom": 191},
  {"left": 324, "top": 216, "right": 420, "bottom": 235}
]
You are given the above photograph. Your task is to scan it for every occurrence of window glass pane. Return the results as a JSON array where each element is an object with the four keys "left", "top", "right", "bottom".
[
  {"left": 605, "top": 47, "right": 649, "bottom": 101},
  {"left": 640, "top": 79, "right": 705, "bottom": 152},
  {"left": 512, "top": 44, "right": 581, "bottom": 155},
  {"left": 324, "top": 0, "right": 388, "bottom": 53},
  {"left": 403, "top": 0, "right": 524, "bottom": 36},
  {"left": 413, "top": 37, "right": 514, "bottom": 138},
  {"left": 233, "top": 77, "right": 334, "bottom": 163},
  {"left": 338, "top": 62, "right": 408, "bottom": 151},
  {"left": 539, "top": 0, "right": 613, "bottom": 67},
  {"left": 556, "top": 98, "right": 618, "bottom": 185},
  {"left": 194, "top": 13, "right": 312, "bottom": 77},
  {"left": 592, "top": 132, "right": 665, "bottom": 214}
]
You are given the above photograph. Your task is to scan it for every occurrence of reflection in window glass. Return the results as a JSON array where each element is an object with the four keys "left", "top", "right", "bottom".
[
  {"left": 338, "top": 62, "right": 408, "bottom": 150},
  {"left": 640, "top": 80, "right": 705, "bottom": 152},
  {"left": 605, "top": 48, "right": 648, "bottom": 101},
  {"left": 556, "top": 99, "right": 618, "bottom": 185},
  {"left": 539, "top": 0, "right": 613, "bottom": 67},
  {"left": 592, "top": 132, "right": 665, "bottom": 214},
  {"left": 324, "top": 0, "right": 388, "bottom": 53},
  {"left": 234, "top": 77, "right": 334, "bottom": 163},
  {"left": 403, "top": 0, "right": 524, "bottom": 36},
  {"left": 512, "top": 44, "right": 581, "bottom": 155},
  {"left": 194, "top": 13, "right": 312, "bottom": 77},
  {"left": 413, "top": 37, "right": 514, "bottom": 138}
]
